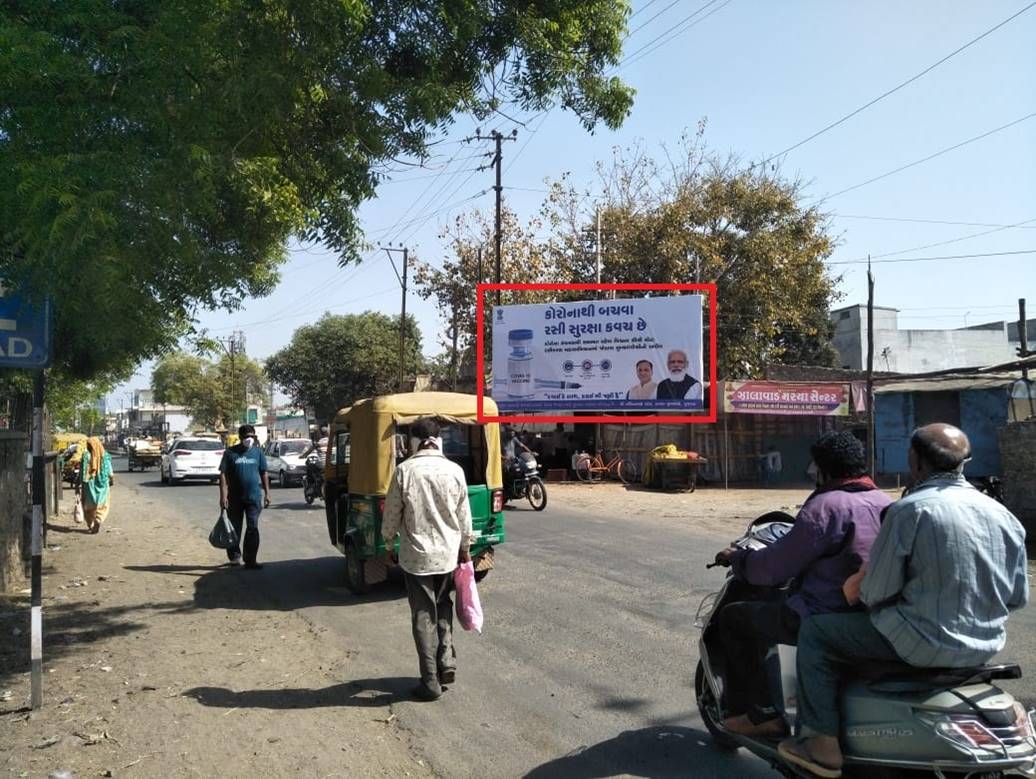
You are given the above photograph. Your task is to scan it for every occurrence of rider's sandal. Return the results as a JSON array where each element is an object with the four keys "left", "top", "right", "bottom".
[{"left": 777, "top": 737, "right": 843, "bottom": 779}]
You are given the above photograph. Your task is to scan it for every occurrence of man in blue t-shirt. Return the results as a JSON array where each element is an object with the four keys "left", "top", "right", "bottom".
[{"left": 218, "top": 424, "right": 271, "bottom": 569}]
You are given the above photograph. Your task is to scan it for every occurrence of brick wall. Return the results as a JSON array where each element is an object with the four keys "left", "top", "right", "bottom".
[{"left": 998, "top": 419, "right": 1036, "bottom": 536}]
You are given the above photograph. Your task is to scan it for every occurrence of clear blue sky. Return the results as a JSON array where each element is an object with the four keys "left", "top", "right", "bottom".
[{"left": 109, "top": 0, "right": 1036, "bottom": 411}]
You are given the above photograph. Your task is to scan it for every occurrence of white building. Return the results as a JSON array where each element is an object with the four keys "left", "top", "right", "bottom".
[{"left": 831, "top": 305, "right": 1017, "bottom": 373}]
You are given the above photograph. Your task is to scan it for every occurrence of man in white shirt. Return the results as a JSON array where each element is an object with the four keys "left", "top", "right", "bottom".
[
  {"left": 626, "top": 359, "right": 657, "bottom": 400},
  {"left": 383, "top": 417, "right": 474, "bottom": 701}
]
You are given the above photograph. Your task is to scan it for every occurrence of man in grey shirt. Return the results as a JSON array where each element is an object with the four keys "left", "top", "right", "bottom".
[{"left": 779, "top": 423, "right": 1029, "bottom": 778}]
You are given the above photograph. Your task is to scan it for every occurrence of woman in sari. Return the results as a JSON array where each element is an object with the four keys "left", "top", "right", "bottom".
[{"left": 80, "top": 437, "right": 113, "bottom": 533}]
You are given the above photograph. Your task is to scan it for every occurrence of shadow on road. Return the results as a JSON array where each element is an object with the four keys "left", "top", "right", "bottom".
[
  {"left": 270, "top": 501, "right": 324, "bottom": 512},
  {"left": 134, "top": 480, "right": 215, "bottom": 489},
  {"left": 523, "top": 725, "right": 749, "bottom": 778},
  {"left": 183, "top": 676, "right": 412, "bottom": 710},
  {"left": 46, "top": 523, "right": 94, "bottom": 535},
  {"left": 124, "top": 556, "right": 405, "bottom": 611},
  {"left": 0, "top": 598, "right": 179, "bottom": 692}
]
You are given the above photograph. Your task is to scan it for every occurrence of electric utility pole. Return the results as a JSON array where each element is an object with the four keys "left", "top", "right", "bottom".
[
  {"left": 866, "top": 256, "right": 876, "bottom": 479},
  {"left": 1019, "top": 298, "right": 1030, "bottom": 382},
  {"left": 381, "top": 245, "right": 409, "bottom": 391},
  {"left": 215, "top": 331, "right": 244, "bottom": 426},
  {"left": 474, "top": 129, "right": 517, "bottom": 305}
]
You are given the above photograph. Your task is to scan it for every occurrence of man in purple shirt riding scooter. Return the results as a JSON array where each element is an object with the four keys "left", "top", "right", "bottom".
[{"left": 714, "top": 431, "right": 892, "bottom": 738}]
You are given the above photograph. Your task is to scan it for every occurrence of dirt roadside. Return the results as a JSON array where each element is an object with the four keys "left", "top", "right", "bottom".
[{"left": 0, "top": 480, "right": 436, "bottom": 779}]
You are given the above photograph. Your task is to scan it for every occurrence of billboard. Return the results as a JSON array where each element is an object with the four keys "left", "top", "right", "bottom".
[
  {"left": 490, "top": 295, "right": 704, "bottom": 413},
  {"left": 723, "top": 380, "right": 849, "bottom": 416}
]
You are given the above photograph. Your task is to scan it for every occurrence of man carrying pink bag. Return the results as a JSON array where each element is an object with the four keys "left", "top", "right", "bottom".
[{"left": 383, "top": 417, "right": 477, "bottom": 701}]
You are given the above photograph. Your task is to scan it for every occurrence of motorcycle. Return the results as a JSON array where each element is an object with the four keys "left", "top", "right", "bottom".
[
  {"left": 976, "top": 476, "right": 1006, "bottom": 505},
  {"left": 302, "top": 450, "right": 324, "bottom": 505},
  {"left": 695, "top": 513, "right": 1036, "bottom": 778},
  {"left": 504, "top": 451, "right": 547, "bottom": 511}
]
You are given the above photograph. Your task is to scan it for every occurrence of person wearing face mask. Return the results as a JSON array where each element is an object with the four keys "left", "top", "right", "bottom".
[
  {"left": 655, "top": 349, "right": 702, "bottom": 401},
  {"left": 382, "top": 417, "right": 474, "bottom": 701},
  {"left": 218, "top": 424, "right": 271, "bottom": 569}
]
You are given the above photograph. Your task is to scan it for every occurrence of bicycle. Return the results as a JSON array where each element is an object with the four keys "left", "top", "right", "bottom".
[{"left": 574, "top": 451, "right": 638, "bottom": 485}]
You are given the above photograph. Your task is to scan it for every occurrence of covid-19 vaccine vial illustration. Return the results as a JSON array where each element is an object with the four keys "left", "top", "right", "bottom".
[{"left": 507, "top": 328, "right": 535, "bottom": 398}]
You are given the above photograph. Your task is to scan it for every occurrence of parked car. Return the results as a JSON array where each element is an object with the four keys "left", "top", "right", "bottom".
[
  {"left": 160, "top": 437, "right": 225, "bottom": 485},
  {"left": 265, "top": 438, "right": 315, "bottom": 487}
]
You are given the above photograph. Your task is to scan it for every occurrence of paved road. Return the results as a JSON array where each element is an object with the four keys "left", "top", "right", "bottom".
[{"left": 113, "top": 454, "right": 1036, "bottom": 778}]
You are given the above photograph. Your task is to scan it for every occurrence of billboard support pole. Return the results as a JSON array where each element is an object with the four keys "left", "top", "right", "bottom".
[{"left": 723, "top": 407, "right": 729, "bottom": 491}]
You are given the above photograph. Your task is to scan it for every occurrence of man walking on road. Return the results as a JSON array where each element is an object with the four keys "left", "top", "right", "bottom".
[
  {"left": 218, "top": 424, "right": 271, "bottom": 570},
  {"left": 382, "top": 417, "right": 474, "bottom": 701}
]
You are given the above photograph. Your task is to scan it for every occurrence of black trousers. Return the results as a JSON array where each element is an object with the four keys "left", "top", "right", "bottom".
[{"left": 717, "top": 598, "right": 801, "bottom": 722}]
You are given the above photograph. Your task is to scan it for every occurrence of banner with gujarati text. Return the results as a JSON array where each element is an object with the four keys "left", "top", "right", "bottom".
[
  {"left": 723, "top": 380, "right": 849, "bottom": 416},
  {"left": 491, "top": 296, "right": 704, "bottom": 412}
]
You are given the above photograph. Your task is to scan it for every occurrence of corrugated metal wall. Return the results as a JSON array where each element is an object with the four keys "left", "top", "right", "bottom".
[{"left": 874, "top": 388, "right": 1007, "bottom": 477}]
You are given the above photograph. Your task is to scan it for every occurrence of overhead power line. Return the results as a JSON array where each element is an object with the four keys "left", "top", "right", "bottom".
[
  {"left": 618, "top": 0, "right": 733, "bottom": 70},
  {"left": 758, "top": 2, "right": 1036, "bottom": 166},
  {"left": 625, "top": 0, "right": 688, "bottom": 39},
  {"left": 869, "top": 217, "right": 1036, "bottom": 259},
  {"left": 824, "top": 110, "right": 1036, "bottom": 200},
  {"left": 629, "top": 0, "right": 663, "bottom": 21},
  {"left": 829, "top": 249, "right": 1036, "bottom": 265},
  {"left": 833, "top": 213, "right": 1036, "bottom": 229}
]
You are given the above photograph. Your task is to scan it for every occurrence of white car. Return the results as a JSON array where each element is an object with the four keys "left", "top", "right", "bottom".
[
  {"left": 160, "top": 437, "right": 225, "bottom": 485},
  {"left": 265, "top": 438, "right": 314, "bottom": 487}
]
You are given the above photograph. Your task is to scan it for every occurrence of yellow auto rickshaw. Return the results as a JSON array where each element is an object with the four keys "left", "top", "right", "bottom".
[
  {"left": 53, "top": 432, "right": 87, "bottom": 486},
  {"left": 324, "top": 392, "right": 506, "bottom": 594}
]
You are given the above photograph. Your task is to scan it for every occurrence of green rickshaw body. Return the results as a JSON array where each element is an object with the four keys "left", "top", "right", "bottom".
[
  {"left": 343, "top": 485, "right": 505, "bottom": 558},
  {"left": 324, "top": 392, "right": 506, "bottom": 593}
]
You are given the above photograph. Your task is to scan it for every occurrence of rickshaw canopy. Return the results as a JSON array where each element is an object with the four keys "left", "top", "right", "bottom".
[{"left": 331, "top": 392, "right": 502, "bottom": 495}]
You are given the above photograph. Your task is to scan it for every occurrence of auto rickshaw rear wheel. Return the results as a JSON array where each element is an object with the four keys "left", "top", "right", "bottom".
[{"left": 344, "top": 550, "right": 369, "bottom": 595}]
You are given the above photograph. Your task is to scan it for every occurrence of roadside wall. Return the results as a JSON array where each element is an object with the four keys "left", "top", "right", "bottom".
[
  {"left": 998, "top": 419, "right": 1036, "bottom": 537},
  {"left": 0, "top": 431, "right": 29, "bottom": 591},
  {"left": 875, "top": 388, "right": 1007, "bottom": 477}
]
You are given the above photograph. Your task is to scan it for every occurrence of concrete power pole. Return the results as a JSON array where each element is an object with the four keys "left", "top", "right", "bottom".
[
  {"left": 381, "top": 245, "right": 409, "bottom": 391},
  {"left": 866, "top": 257, "right": 876, "bottom": 479},
  {"left": 474, "top": 129, "right": 516, "bottom": 306}
]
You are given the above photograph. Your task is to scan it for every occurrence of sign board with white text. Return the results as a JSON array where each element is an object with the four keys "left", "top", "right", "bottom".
[
  {"left": 0, "top": 282, "right": 52, "bottom": 368},
  {"left": 490, "top": 295, "right": 704, "bottom": 412}
]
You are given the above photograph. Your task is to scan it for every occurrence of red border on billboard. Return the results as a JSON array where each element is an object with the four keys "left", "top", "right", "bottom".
[{"left": 476, "top": 283, "right": 718, "bottom": 424}]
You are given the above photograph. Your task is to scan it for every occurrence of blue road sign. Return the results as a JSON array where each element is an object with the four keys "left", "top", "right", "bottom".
[{"left": 0, "top": 282, "right": 52, "bottom": 369}]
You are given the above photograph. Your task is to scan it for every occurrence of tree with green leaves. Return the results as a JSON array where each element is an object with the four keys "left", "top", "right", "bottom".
[
  {"left": 0, "top": 1, "right": 633, "bottom": 387},
  {"left": 540, "top": 131, "right": 840, "bottom": 376},
  {"left": 152, "top": 351, "right": 267, "bottom": 430},
  {"left": 265, "top": 312, "right": 423, "bottom": 421},
  {"left": 413, "top": 206, "right": 569, "bottom": 386}
]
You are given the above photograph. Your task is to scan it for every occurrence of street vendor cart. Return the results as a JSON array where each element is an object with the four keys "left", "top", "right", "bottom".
[{"left": 645, "top": 445, "right": 707, "bottom": 492}]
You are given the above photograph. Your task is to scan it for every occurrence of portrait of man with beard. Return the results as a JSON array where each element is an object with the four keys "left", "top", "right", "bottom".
[{"left": 655, "top": 349, "right": 702, "bottom": 401}]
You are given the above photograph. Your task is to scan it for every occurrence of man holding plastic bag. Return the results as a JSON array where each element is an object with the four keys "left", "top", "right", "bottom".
[{"left": 383, "top": 417, "right": 477, "bottom": 702}]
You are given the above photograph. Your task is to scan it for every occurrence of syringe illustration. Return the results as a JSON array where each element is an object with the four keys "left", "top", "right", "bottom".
[{"left": 534, "top": 379, "right": 582, "bottom": 389}]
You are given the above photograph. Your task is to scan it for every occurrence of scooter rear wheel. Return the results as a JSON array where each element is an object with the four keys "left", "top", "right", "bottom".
[{"left": 694, "top": 660, "right": 740, "bottom": 752}]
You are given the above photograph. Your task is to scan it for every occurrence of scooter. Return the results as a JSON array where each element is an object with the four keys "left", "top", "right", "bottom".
[
  {"left": 695, "top": 514, "right": 1036, "bottom": 778},
  {"left": 504, "top": 451, "right": 547, "bottom": 511},
  {"left": 302, "top": 451, "right": 324, "bottom": 505}
]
